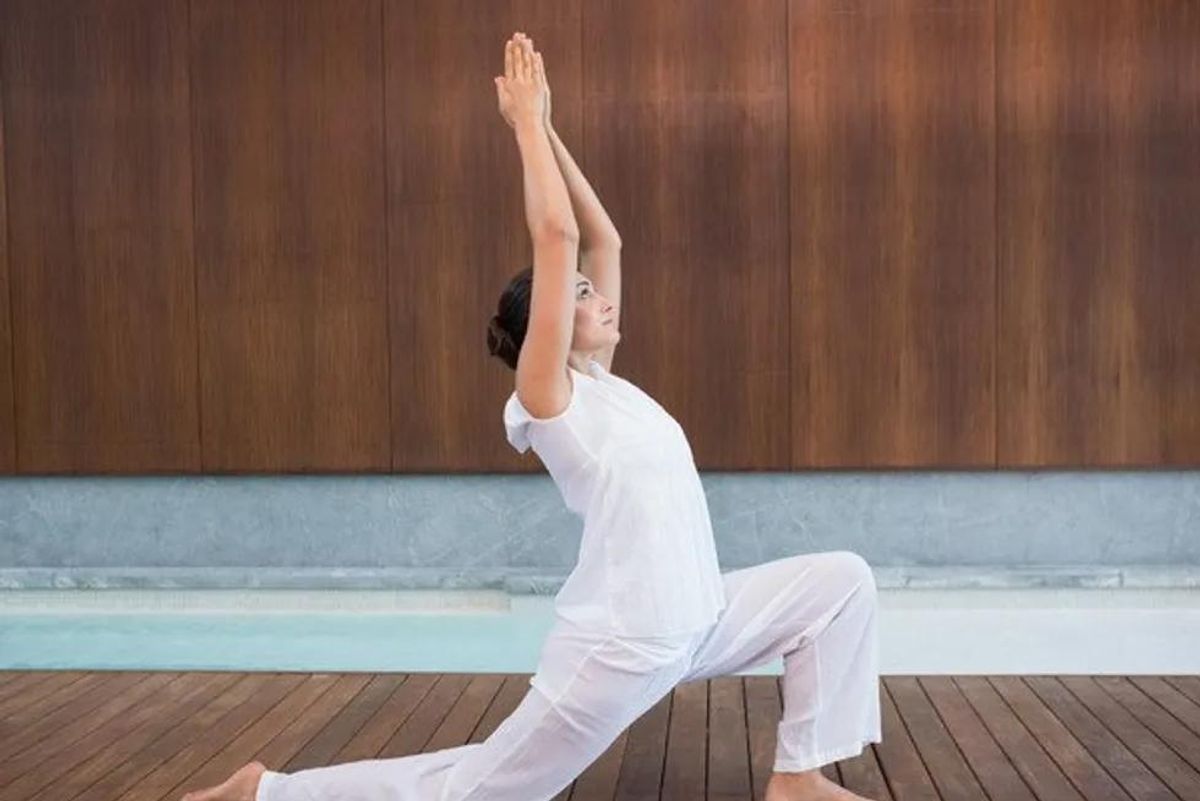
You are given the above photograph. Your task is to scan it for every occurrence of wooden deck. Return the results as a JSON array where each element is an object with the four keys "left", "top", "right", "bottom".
[{"left": 1, "top": 671, "right": 1198, "bottom": 800}]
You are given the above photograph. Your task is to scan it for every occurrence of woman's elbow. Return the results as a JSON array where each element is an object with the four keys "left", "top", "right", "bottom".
[{"left": 533, "top": 218, "right": 581, "bottom": 243}]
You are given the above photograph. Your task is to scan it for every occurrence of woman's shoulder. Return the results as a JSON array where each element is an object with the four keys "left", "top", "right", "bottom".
[{"left": 503, "top": 364, "right": 594, "bottom": 453}]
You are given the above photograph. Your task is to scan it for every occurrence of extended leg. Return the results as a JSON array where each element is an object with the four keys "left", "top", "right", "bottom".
[{"left": 255, "top": 628, "right": 697, "bottom": 801}]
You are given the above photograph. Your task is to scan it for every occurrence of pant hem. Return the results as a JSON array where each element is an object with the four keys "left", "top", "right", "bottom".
[
  {"left": 256, "top": 769, "right": 283, "bottom": 801},
  {"left": 773, "top": 734, "right": 883, "bottom": 773}
]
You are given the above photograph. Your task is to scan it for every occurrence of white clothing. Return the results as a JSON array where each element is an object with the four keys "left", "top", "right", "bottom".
[
  {"left": 255, "top": 550, "right": 883, "bottom": 801},
  {"left": 501, "top": 356, "right": 727, "bottom": 638}
]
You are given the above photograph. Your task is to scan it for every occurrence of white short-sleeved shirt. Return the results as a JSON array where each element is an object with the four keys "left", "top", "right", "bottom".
[{"left": 503, "top": 356, "right": 727, "bottom": 637}]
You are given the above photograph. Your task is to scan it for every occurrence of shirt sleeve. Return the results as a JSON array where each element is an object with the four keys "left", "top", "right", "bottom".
[
  {"left": 503, "top": 393, "right": 534, "bottom": 453},
  {"left": 502, "top": 388, "right": 581, "bottom": 454}
]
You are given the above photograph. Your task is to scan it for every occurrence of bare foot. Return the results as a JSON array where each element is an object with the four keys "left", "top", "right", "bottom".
[
  {"left": 764, "top": 769, "right": 878, "bottom": 801},
  {"left": 180, "top": 760, "right": 266, "bottom": 801}
]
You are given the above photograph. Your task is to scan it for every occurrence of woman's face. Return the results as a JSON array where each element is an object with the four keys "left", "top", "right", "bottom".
[{"left": 572, "top": 273, "right": 620, "bottom": 350}]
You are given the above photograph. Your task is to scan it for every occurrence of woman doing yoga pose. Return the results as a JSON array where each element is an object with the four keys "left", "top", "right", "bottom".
[{"left": 182, "top": 32, "right": 881, "bottom": 801}]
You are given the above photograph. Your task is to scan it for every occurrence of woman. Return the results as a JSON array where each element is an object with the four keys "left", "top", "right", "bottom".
[{"left": 183, "top": 32, "right": 880, "bottom": 801}]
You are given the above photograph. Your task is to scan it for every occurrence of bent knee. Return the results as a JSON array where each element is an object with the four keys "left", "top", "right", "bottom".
[{"left": 829, "top": 550, "right": 877, "bottom": 597}]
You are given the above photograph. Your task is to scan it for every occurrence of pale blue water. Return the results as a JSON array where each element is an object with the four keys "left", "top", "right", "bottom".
[
  {"left": 0, "top": 608, "right": 784, "bottom": 674},
  {"left": 0, "top": 612, "right": 561, "bottom": 673},
  {"left": 10, "top": 591, "right": 1193, "bottom": 674}
]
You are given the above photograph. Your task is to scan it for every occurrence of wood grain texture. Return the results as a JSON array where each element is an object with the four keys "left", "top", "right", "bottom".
[
  {"left": 0, "top": 86, "right": 11, "bottom": 474},
  {"left": 0, "top": 1, "right": 1196, "bottom": 473},
  {"left": 1, "top": 0, "right": 200, "bottom": 473},
  {"left": 583, "top": 0, "right": 793, "bottom": 470},
  {"left": 3, "top": 669, "right": 1197, "bottom": 800},
  {"left": 191, "top": 0, "right": 390, "bottom": 471},
  {"left": 997, "top": 0, "right": 1200, "bottom": 466},
  {"left": 790, "top": 0, "right": 997, "bottom": 468},
  {"left": 388, "top": 0, "right": 582, "bottom": 470}
]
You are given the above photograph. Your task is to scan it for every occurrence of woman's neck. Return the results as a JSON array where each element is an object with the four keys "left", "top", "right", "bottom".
[{"left": 566, "top": 353, "right": 594, "bottom": 374}]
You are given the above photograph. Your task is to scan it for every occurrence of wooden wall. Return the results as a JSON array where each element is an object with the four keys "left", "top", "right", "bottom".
[
  {"left": 0, "top": 0, "right": 1194, "bottom": 475},
  {"left": 997, "top": 0, "right": 1200, "bottom": 467}
]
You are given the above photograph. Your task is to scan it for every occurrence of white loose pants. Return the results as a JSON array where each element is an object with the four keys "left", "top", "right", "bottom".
[{"left": 256, "top": 550, "right": 882, "bottom": 800}]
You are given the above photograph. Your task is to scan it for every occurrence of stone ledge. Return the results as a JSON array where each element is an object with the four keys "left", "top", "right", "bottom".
[{"left": 1, "top": 565, "right": 1197, "bottom": 592}]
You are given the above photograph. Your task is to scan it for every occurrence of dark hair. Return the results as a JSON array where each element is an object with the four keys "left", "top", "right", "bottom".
[{"left": 486, "top": 266, "right": 534, "bottom": 370}]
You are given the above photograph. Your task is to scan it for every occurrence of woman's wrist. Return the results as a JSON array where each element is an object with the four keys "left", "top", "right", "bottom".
[{"left": 514, "top": 116, "right": 545, "bottom": 140}]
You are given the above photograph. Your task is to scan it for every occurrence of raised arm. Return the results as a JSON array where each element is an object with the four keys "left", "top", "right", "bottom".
[
  {"left": 518, "top": 34, "right": 623, "bottom": 370},
  {"left": 495, "top": 33, "right": 580, "bottom": 418}
]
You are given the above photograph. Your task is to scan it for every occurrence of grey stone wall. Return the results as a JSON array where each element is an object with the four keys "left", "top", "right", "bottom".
[{"left": 2, "top": 472, "right": 1197, "bottom": 590}]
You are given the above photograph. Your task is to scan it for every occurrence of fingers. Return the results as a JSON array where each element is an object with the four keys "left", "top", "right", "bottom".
[
  {"left": 505, "top": 32, "right": 543, "bottom": 86},
  {"left": 507, "top": 32, "right": 534, "bottom": 83},
  {"left": 519, "top": 37, "right": 532, "bottom": 82}
]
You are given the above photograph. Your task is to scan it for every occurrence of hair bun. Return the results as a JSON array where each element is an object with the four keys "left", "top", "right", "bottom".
[{"left": 488, "top": 315, "right": 511, "bottom": 355}]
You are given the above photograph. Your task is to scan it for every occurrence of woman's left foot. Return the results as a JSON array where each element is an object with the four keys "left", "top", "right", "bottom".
[{"left": 180, "top": 760, "right": 266, "bottom": 801}]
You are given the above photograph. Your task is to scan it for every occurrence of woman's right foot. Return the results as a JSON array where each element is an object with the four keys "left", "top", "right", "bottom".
[{"left": 764, "top": 769, "right": 878, "bottom": 801}]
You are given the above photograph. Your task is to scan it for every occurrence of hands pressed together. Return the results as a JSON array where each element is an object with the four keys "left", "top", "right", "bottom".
[{"left": 495, "top": 32, "right": 551, "bottom": 131}]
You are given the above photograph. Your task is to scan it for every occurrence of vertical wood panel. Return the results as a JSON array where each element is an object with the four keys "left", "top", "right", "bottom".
[
  {"left": 0, "top": 1, "right": 1194, "bottom": 474},
  {"left": 388, "top": 1, "right": 581, "bottom": 469},
  {"left": 997, "top": 0, "right": 1200, "bottom": 466},
  {"left": 791, "top": 0, "right": 997, "bottom": 468},
  {"left": 0, "top": 69, "right": 13, "bottom": 473},
  {"left": 584, "top": 0, "right": 792, "bottom": 469},
  {"left": 192, "top": 0, "right": 390, "bottom": 471},
  {"left": 1, "top": 0, "right": 199, "bottom": 473}
]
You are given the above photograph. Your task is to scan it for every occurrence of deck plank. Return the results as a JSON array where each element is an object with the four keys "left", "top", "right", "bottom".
[
  {"left": 332, "top": 672, "right": 437, "bottom": 761},
  {"left": 1023, "top": 676, "right": 1179, "bottom": 801},
  {"left": 1128, "top": 677, "right": 1200, "bottom": 740},
  {"left": 252, "top": 673, "right": 374, "bottom": 773},
  {"left": 4, "top": 672, "right": 238, "bottom": 801},
  {"left": 285, "top": 673, "right": 406, "bottom": 771},
  {"left": 1093, "top": 677, "right": 1200, "bottom": 773},
  {"left": 662, "top": 679, "right": 707, "bottom": 799},
  {"left": 919, "top": 676, "right": 1033, "bottom": 801},
  {"left": 991, "top": 676, "right": 1133, "bottom": 801},
  {"left": 1164, "top": 677, "right": 1200, "bottom": 708},
  {"left": 955, "top": 676, "right": 1084, "bottom": 801},
  {"left": 424, "top": 673, "right": 507, "bottom": 752},
  {"left": 111, "top": 672, "right": 308, "bottom": 801},
  {"left": 708, "top": 676, "right": 753, "bottom": 800},
  {"left": 876, "top": 678, "right": 941, "bottom": 801},
  {"left": 1, "top": 671, "right": 1198, "bottom": 800},
  {"left": 0, "top": 673, "right": 68, "bottom": 707},
  {"left": 1059, "top": 676, "right": 1200, "bottom": 801},
  {"left": 0, "top": 671, "right": 156, "bottom": 762},
  {"left": 889, "top": 675, "right": 989, "bottom": 801},
  {"left": 377, "top": 672, "right": 472, "bottom": 757},
  {"left": 0, "top": 672, "right": 174, "bottom": 775},
  {"left": 614, "top": 686, "right": 673, "bottom": 800},
  {"left": 744, "top": 676, "right": 783, "bottom": 799},
  {"left": 162, "top": 673, "right": 342, "bottom": 800},
  {"left": 0, "top": 670, "right": 92, "bottom": 722},
  {"left": 471, "top": 674, "right": 527, "bottom": 742},
  {"left": 69, "top": 673, "right": 290, "bottom": 801}
]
